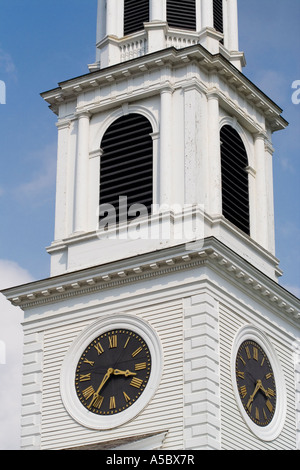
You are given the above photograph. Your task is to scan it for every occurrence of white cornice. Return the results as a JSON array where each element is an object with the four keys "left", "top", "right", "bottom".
[
  {"left": 2, "top": 238, "right": 299, "bottom": 327},
  {"left": 41, "top": 45, "right": 287, "bottom": 133}
]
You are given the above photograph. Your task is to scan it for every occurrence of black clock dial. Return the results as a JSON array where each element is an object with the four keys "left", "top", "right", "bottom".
[
  {"left": 75, "top": 329, "right": 151, "bottom": 415},
  {"left": 235, "top": 340, "right": 276, "bottom": 427}
]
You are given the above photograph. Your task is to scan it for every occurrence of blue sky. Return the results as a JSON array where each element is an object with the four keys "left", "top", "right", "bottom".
[{"left": 0, "top": 0, "right": 299, "bottom": 449}]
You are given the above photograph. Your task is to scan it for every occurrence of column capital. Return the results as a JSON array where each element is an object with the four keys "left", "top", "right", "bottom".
[
  {"left": 206, "top": 90, "right": 219, "bottom": 101},
  {"left": 75, "top": 109, "right": 91, "bottom": 120},
  {"left": 56, "top": 119, "right": 71, "bottom": 130}
]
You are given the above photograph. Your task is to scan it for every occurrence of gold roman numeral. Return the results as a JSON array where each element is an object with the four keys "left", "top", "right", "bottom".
[
  {"left": 239, "top": 355, "right": 246, "bottom": 366},
  {"left": 263, "top": 408, "right": 267, "bottom": 421},
  {"left": 237, "top": 370, "right": 245, "bottom": 380},
  {"left": 266, "top": 372, "right": 273, "bottom": 379},
  {"left": 123, "top": 391, "right": 131, "bottom": 403},
  {"left": 82, "top": 386, "right": 95, "bottom": 400},
  {"left": 239, "top": 385, "right": 247, "bottom": 399},
  {"left": 83, "top": 358, "right": 95, "bottom": 366},
  {"left": 253, "top": 347, "right": 258, "bottom": 361},
  {"left": 94, "top": 395, "right": 104, "bottom": 409},
  {"left": 94, "top": 342, "right": 104, "bottom": 355},
  {"left": 130, "top": 377, "right": 143, "bottom": 389},
  {"left": 135, "top": 362, "right": 147, "bottom": 371},
  {"left": 245, "top": 346, "right": 251, "bottom": 359},
  {"left": 124, "top": 337, "right": 131, "bottom": 349},
  {"left": 132, "top": 347, "right": 142, "bottom": 358},
  {"left": 79, "top": 373, "right": 91, "bottom": 382},
  {"left": 109, "top": 335, "right": 117, "bottom": 349},
  {"left": 266, "top": 399, "right": 273, "bottom": 413},
  {"left": 109, "top": 396, "right": 116, "bottom": 409},
  {"left": 255, "top": 407, "right": 260, "bottom": 421}
]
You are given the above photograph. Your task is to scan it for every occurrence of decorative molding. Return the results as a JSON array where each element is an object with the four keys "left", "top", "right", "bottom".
[
  {"left": 41, "top": 45, "right": 287, "bottom": 132},
  {"left": 3, "top": 239, "right": 299, "bottom": 326}
]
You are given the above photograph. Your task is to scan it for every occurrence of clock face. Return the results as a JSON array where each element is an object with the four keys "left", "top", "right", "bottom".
[
  {"left": 235, "top": 340, "right": 277, "bottom": 427},
  {"left": 75, "top": 329, "right": 151, "bottom": 416}
]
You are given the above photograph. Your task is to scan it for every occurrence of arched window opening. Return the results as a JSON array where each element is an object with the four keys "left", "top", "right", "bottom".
[
  {"left": 213, "top": 0, "right": 224, "bottom": 34},
  {"left": 167, "top": 0, "right": 196, "bottom": 31},
  {"left": 124, "top": 0, "right": 150, "bottom": 36},
  {"left": 220, "top": 125, "right": 250, "bottom": 235},
  {"left": 100, "top": 113, "right": 153, "bottom": 227}
]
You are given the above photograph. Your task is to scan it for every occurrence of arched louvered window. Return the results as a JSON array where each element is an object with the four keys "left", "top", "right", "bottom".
[
  {"left": 213, "top": 0, "right": 223, "bottom": 34},
  {"left": 220, "top": 125, "right": 250, "bottom": 235},
  {"left": 167, "top": 0, "right": 196, "bottom": 31},
  {"left": 124, "top": 0, "right": 150, "bottom": 36},
  {"left": 100, "top": 114, "right": 153, "bottom": 226}
]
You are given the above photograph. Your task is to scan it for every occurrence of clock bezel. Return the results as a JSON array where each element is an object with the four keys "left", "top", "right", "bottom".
[
  {"left": 60, "top": 314, "right": 163, "bottom": 430},
  {"left": 231, "top": 325, "right": 287, "bottom": 441}
]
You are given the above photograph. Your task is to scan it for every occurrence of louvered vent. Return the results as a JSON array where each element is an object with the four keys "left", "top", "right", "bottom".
[
  {"left": 213, "top": 0, "right": 224, "bottom": 34},
  {"left": 100, "top": 114, "right": 153, "bottom": 226},
  {"left": 124, "top": 0, "right": 150, "bottom": 36},
  {"left": 220, "top": 125, "right": 250, "bottom": 235},
  {"left": 167, "top": 0, "right": 196, "bottom": 31}
]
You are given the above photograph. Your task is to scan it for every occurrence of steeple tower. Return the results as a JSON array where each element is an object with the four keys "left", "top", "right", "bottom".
[
  {"left": 42, "top": 0, "right": 287, "bottom": 281},
  {"left": 2, "top": 1, "right": 299, "bottom": 451}
]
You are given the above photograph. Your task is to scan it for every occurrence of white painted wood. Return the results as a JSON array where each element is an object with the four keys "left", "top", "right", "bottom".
[{"left": 2, "top": 1, "right": 298, "bottom": 452}]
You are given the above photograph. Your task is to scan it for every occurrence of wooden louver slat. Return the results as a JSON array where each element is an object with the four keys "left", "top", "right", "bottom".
[
  {"left": 220, "top": 125, "right": 250, "bottom": 235},
  {"left": 213, "top": 0, "right": 224, "bottom": 34},
  {"left": 100, "top": 114, "right": 153, "bottom": 227},
  {"left": 124, "top": 0, "right": 150, "bottom": 36},
  {"left": 167, "top": 0, "right": 196, "bottom": 31}
]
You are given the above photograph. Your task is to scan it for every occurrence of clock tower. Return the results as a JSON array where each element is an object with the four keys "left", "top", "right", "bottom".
[{"left": 2, "top": 0, "right": 299, "bottom": 450}]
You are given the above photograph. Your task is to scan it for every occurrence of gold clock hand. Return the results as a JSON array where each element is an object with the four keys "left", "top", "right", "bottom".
[
  {"left": 88, "top": 367, "right": 114, "bottom": 409},
  {"left": 257, "top": 380, "right": 271, "bottom": 398},
  {"left": 113, "top": 369, "right": 137, "bottom": 377},
  {"left": 246, "top": 381, "right": 261, "bottom": 410}
]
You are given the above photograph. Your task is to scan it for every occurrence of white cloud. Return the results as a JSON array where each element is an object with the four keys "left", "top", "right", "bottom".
[
  {"left": 0, "top": 45, "right": 17, "bottom": 80},
  {"left": 15, "top": 142, "right": 57, "bottom": 204},
  {"left": 0, "top": 260, "right": 34, "bottom": 450}
]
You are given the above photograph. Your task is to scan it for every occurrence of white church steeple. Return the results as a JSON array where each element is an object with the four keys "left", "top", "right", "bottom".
[
  {"left": 41, "top": 0, "right": 287, "bottom": 280},
  {"left": 2, "top": 2, "right": 299, "bottom": 452}
]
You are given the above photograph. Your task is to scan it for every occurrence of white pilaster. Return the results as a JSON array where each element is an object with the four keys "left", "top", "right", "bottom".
[
  {"left": 183, "top": 293, "right": 221, "bottom": 450},
  {"left": 265, "top": 140, "right": 276, "bottom": 255},
  {"left": 150, "top": 0, "right": 166, "bottom": 21},
  {"left": 201, "top": 0, "right": 214, "bottom": 29},
  {"left": 74, "top": 111, "right": 90, "bottom": 234},
  {"left": 207, "top": 92, "right": 222, "bottom": 216},
  {"left": 184, "top": 84, "right": 202, "bottom": 205},
  {"left": 254, "top": 133, "right": 268, "bottom": 250},
  {"left": 54, "top": 120, "right": 70, "bottom": 240},
  {"left": 159, "top": 86, "right": 173, "bottom": 206},
  {"left": 106, "top": 0, "right": 123, "bottom": 37},
  {"left": 226, "top": 0, "right": 239, "bottom": 51}
]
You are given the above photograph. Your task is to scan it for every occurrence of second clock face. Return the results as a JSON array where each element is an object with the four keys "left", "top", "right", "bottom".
[
  {"left": 75, "top": 329, "right": 151, "bottom": 416},
  {"left": 235, "top": 340, "right": 277, "bottom": 427}
]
